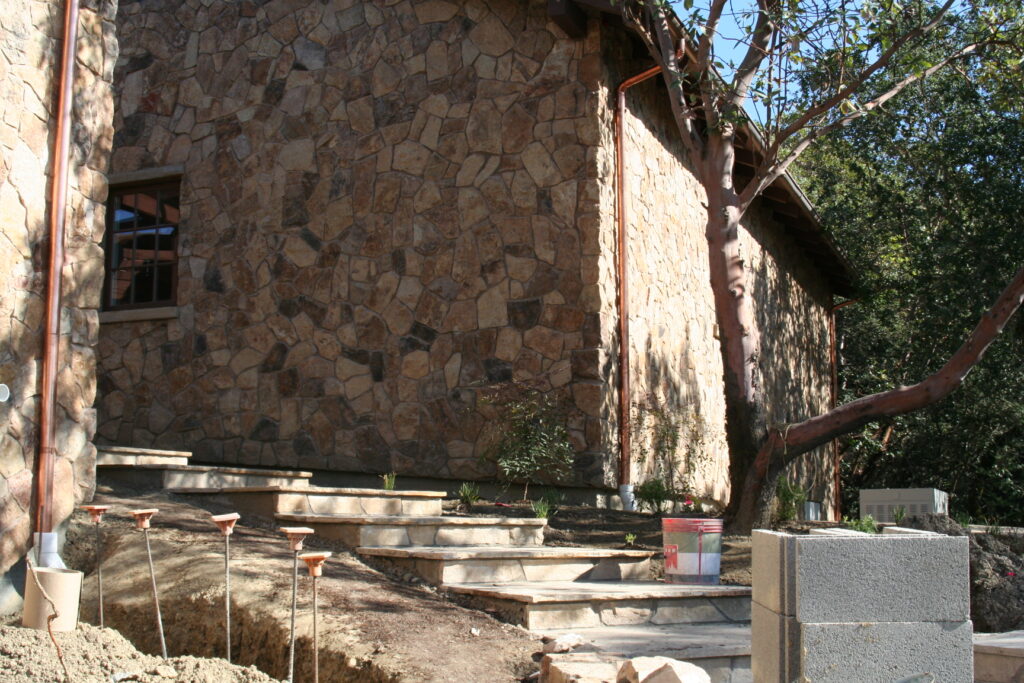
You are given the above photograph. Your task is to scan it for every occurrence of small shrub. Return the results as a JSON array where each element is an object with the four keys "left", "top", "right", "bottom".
[
  {"left": 380, "top": 472, "right": 397, "bottom": 490},
  {"left": 457, "top": 482, "right": 480, "bottom": 510},
  {"left": 479, "top": 385, "right": 575, "bottom": 500},
  {"left": 531, "top": 498, "right": 551, "bottom": 519},
  {"left": 953, "top": 511, "right": 974, "bottom": 528},
  {"left": 624, "top": 532, "right": 638, "bottom": 546},
  {"left": 539, "top": 488, "right": 565, "bottom": 516},
  {"left": 635, "top": 477, "right": 673, "bottom": 514},
  {"left": 775, "top": 476, "right": 807, "bottom": 523},
  {"left": 893, "top": 506, "right": 907, "bottom": 524},
  {"left": 842, "top": 515, "right": 878, "bottom": 533}
]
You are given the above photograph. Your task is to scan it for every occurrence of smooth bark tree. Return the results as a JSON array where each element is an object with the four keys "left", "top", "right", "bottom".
[{"left": 617, "top": 0, "right": 1024, "bottom": 531}]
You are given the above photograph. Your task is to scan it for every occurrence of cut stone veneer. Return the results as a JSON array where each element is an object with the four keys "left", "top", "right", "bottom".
[
  {"left": 0, "top": 0, "right": 118, "bottom": 610},
  {"left": 96, "top": 0, "right": 840, "bottom": 506},
  {"left": 751, "top": 528, "right": 973, "bottom": 682}
]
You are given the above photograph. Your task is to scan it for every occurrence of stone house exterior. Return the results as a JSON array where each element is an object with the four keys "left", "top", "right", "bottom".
[
  {"left": 95, "top": 0, "right": 851, "bottom": 509},
  {"left": 0, "top": 0, "right": 118, "bottom": 609}
]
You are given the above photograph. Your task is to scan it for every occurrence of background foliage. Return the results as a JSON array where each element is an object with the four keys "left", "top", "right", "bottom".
[{"left": 796, "top": 28, "right": 1024, "bottom": 524}]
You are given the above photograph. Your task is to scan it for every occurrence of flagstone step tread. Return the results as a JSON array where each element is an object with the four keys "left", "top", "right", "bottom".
[
  {"left": 541, "top": 622, "right": 752, "bottom": 660},
  {"left": 543, "top": 649, "right": 751, "bottom": 683},
  {"left": 212, "top": 486, "right": 446, "bottom": 498},
  {"left": 276, "top": 514, "right": 547, "bottom": 526},
  {"left": 97, "top": 446, "right": 192, "bottom": 457},
  {"left": 444, "top": 581, "right": 751, "bottom": 603},
  {"left": 357, "top": 546, "right": 654, "bottom": 560}
]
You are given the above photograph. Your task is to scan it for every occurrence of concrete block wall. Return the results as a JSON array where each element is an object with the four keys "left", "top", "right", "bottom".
[{"left": 752, "top": 528, "right": 974, "bottom": 682}]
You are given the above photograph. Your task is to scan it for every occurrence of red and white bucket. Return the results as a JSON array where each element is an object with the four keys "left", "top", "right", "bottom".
[{"left": 662, "top": 518, "right": 723, "bottom": 585}]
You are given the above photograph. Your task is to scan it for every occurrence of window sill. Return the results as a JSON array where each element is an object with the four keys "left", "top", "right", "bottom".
[{"left": 99, "top": 306, "right": 178, "bottom": 324}]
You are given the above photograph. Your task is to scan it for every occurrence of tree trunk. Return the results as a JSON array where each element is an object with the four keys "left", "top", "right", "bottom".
[{"left": 698, "top": 137, "right": 772, "bottom": 533}]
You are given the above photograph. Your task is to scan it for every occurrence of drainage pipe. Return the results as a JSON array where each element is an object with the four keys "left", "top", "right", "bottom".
[
  {"left": 614, "top": 65, "right": 662, "bottom": 509},
  {"left": 828, "top": 298, "right": 859, "bottom": 520},
  {"left": 36, "top": 0, "right": 81, "bottom": 544}
]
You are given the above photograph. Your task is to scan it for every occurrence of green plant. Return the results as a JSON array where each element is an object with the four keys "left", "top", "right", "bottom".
[
  {"left": 531, "top": 498, "right": 551, "bottom": 519},
  {"left": 775, "top": 476, "right": 807, "bottom": 523},
  {"left": 893, "top": 506, "right": 907, "bottom": 524},
  {"left": 635, "top": 477, "right": 673, "bottom": 514},
  {"left": 380, "top": 472, "right": 397, "bottom": 491},
  {"left": 539, "top": 488, "right": 565, "bottom": 516},
  {"left": 479, "top": 385, "right": 575, "bottom": 500},
  {"left": 457, "top": 482, "right": 480, "bottom": 510},
  {"left": 624, "top": 532, "right": 638, "bottom": 546},
  {"left": 842, "top": 515, "right": 879, "bottom": 534},
  {"left": 953, "top": 511, "right": 974, "bottom": 529}
]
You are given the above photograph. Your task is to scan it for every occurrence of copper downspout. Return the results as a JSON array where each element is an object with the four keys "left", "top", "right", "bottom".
[
  {"left": 36, "top": 0, "right": 81, "bottom": 537},
  {"left": 828, "top": 298, "right": 859, "bottom": 520},
  {"left": 615, "top": 65, "right": 662, "bottom": 489}
]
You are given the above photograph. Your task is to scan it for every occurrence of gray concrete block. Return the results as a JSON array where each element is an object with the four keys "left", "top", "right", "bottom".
[
  {"left": 794, "top": 535, "right": 970, "bottom": 622},
  {"left": 808, "top": 528, "right": 870, "bottom": 536},
  {"left": 751, "top": 531, "right": 795, "bottom": 616},
  {"left": 751, "top": 602, "right": 798, "bottom": 683},
  {"left": 800, "top": 619, "right": 974, "bottom": 682}
]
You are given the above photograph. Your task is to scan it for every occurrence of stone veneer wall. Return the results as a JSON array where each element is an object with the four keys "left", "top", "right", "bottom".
[
  {"left": 97, "top": 0, "right": 619, "bottom": 486},
  {"left": 0, "top": 0, "right": 117, "bottom": 603},
  {"left": 598, "top": 23, "right": 835, "bottom": 508}
]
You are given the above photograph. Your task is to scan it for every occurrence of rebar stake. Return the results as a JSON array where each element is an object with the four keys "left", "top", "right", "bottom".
[
  {"left": 211, "top": 513, "right": 241, "bottom": 663},
  {"left": 132, "top": 509, "right": 167, "bottom": 659},
  {"left": 81, "top": 505, "right": 110, "bottom": 627},
  {"left": 280, "top": 527, "right": 314, "bottom": 683},
  {"left": 299, "top": 552, "right": 331, "bottom": 683}
]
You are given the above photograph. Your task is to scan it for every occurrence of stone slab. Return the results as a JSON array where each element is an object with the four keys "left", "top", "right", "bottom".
[
  {"left": 539, "top": 622, "right": 751, "bottom": 660},
  {"left": 276, "top": 514, "right": 545, "bottom": 526},
  {"left": 97, "top": 445, "right": 192, "bottom": 458},
  {"left": 444, "top": 581, "right": 751, "bottom": 604},
  {"left": 975, "top": 631, "right": 1024, "bottom": 683},
  {"left": 800, "top": 619, "right": 974, "bottom": 682}
]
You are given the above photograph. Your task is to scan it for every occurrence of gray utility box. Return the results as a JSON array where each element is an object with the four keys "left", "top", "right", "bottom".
[{"left": 860, "top": 488, "right": 949, "bottom": 523}]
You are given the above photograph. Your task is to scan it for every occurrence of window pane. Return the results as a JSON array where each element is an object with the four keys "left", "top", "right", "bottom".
[
  {"left": 111, "top": 268, "right": 135, "bottom": 306},
  {"left": 157, "top": 227, "right": 176, "bottom": 262},
  {"left": 130, "top": 190, "right": 159, "bottom": 228},
  {"left": 133, "top": 263, "right": 156, "bottom": 304},
  {"left": 156, "top": 264, "right": 174, "bottom": 302}
]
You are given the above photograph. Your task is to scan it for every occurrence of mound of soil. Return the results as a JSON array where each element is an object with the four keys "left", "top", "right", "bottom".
[
  {"left": 901, "top": 514, "right": 1024, "bottom": 633},
  {"left": 0, "top": 622, "right": 275, "bottom": 683}
]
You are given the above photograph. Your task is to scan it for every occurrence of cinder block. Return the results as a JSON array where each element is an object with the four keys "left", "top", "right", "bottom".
[
  {"left": 751, "top": 531, "right": 795, "bottom": 616},
  {"left": 751, "top": 602, "right": 798, "bottom": 683},
  {"left": 793, "top": 535, "right": 970, "bottom": 622},
  {"left": 800, "top": 620, "right": 974, "bottom": 682},
  {"left": 808, "top": 528, "right": 869, "bottom": 536}
]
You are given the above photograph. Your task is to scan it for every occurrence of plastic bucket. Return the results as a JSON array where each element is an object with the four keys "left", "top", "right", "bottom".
[
  {"left": 662, "top": 518, "right": 723, "bottom": 585},
  {"left": 22, "top": 566, "right": 83, "bottom": 632}
]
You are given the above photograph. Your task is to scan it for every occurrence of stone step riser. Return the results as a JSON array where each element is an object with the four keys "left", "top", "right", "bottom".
[
  {"left": 363, "top": 554, "right": 652, "bottom": 586},
  {"left": 302, "top": 522, "right": 544, "bottom": 548},
  {"left": 466, "top": 594, "right": 752, "bottom": 631},
  {"left": 161, "top": 471, "right": 309, "bottom": 490},
  {"left": 97, "top": 453, "right": 190, "bottom": 467},
  {"left": 275, "top": 493, "right": 442, "bottom": 517}
]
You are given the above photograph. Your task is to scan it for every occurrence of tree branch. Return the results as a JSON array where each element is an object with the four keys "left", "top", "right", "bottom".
[
  {"left": 728, "top": 0, "right": 776, "bottom": 111},
  {"left": 770, "top": 0, "right": 957, "bottom": 154},
  {"left": 738, "top": 42, "right": 980, "bottom": 212},
  {"left": 696, "top": 0, "right": 729, "bottom": 71},
  {"left": 645, "top": 2, "right": 705, "bottom": 157}
]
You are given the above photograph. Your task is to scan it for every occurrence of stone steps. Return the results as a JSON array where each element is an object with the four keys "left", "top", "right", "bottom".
[
  {"left": 444, "top": 580, "right": 751, "bottom": 630},
  {"left": 96, "top": 445, "right": 192, "bottom": 466},
  {"left": 356, "top": 546, "right": 654, "bottom": 585},
  {"left": 541, "top": 619, "right": 753, "bottom": 683},
  {"left": 173, "top": 486, "right": 446, "bottom": 520},
  {"left": 99, "top": 459, "right": 312, "bottom": 491},
  {"left": 276, "top": 513, "right": 547, "bottom": 548}
]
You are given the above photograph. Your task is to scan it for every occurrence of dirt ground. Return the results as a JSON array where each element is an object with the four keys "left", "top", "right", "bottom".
[
  {"left": 60, "top": 487, "right": 540, "bottom": 682},
  {"left": 0, "top": 620, "right": 275, "bottom": 683}
]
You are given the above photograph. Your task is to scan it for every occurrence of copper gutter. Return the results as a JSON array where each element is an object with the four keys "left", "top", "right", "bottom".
[
  {"left": 36, "top": 0, "right": 81, "bottom": 537},
  {"left": 615, "top": 65, "right": 662, "bottom": 490},
  {"left": 828, "top": 298, "right": 859, "bottom": 519}
]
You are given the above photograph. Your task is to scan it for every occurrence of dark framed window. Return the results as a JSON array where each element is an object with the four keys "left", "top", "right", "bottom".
[{"left": 103, "top": 181, "right": 180, "bottom": 311}]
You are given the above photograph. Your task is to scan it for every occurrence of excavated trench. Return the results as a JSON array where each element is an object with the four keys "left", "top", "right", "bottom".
[{"left": 63, "top": 493, "right": 539, "bottom": 682}]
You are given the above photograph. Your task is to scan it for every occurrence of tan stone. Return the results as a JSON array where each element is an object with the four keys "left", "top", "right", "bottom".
[
  {"left": 402, "top": 350, "right": 430, "bottom": 379},
  {"left": 280, "top": 139, "right": 315, "bottom": 170},
  {"left": 468, "top": 14, "right": 514, "bottom": 57},
  {"left": 444, "top": 352, "right": 462, "bottom": 389},
  {"left": 521, "top": 141, "right": 561, "bottom": 187},
  {"left": 477, "top": 281, "right": 508, "bottom": 329}
]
